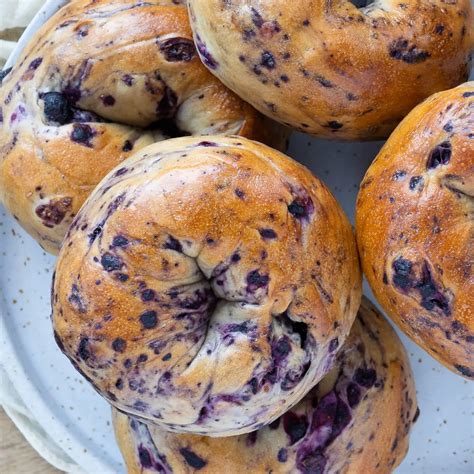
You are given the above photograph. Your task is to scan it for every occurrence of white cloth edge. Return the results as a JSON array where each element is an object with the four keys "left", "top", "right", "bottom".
[{"left": 0, "top": 366, "right": 85, "bottom": 473}]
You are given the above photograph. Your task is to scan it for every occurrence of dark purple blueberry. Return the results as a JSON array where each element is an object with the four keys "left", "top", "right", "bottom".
[
  {"left": 326, "top": 120, "right": 343, "bottom": 130},
  {"left": 443, "top": 122, "right": 453, "bottom": 133},
  {"left": 68, "top": 284, "right": 87, "bottom": 313},
  {"left": 346, "top": 383, "right": 361, "bottom": 408},
  {"left": 179, "top": 448, "right": 207, "bottom": 469},
  {"left": 112, "top": 337, "right": 126, "bottom": 353},
  {"left": 315, "top": 75, "right": 333, "bottom": 88},
  {"left": 413, "top": 406, "right": 420, "bottom": 423},
  {"left": 116, "top": 271, "right": 128, "bottom": 282},
  {"left": 41, "top": 92, "right": 71, "bottom": 124},
  {"left": 197, "top": 141, "right": 218, "bottom": 147},
  {"left": 28, "top": 57, "right": 43, "bottom": 70},
  {"left": 0, "top": 67, "right": 12, "bottom": 83},
  {"left": 77, "top": 337, "right": 90, "bottom": 360},
  {"left": 392, "top": 257, "right": 412, "bottom": 289},
  {"left": 100, "top": 253, "right": 123, "bottom": 272},
  {"left": 462, "top": 91, "right": 474, "bottom": 98},
  {"left": 124, "top": 358, "right": 132, "bottom": 368},
  {"left": 235, "top": 188, "right": 245, "bottom": 199},
  {"left": 164, "top": 236, "right": 182, "bottom": 253},
  {"left": 298, "top": 450, "right": 326, "bottom": 474},
  {"left": 392, "top": 170, "right": 407, "bottom": 180},
  {"left": 101, "top": 95, "right": 115, "bottom": 106},
  {"left": 114, "top": 167, "right": 129, "bottom": 177},
  {"left": 35, "top": 197, "right": 72, "bottom": 227},
  {"left": 141, "top": 289, "right": 156, "bottom": 302},
  {"left": 389, "top": 39, "right": 430, "bottom": 63},
  {"left": 160, "top": 37, "right": 196, "bottom": 62},
  {"left": 140, "top": 310, "right": 158, "bottom": 329},
  {"left": 273, "top": 336, "right": 291, "bottom": 361},
  {"left": 137, "top": 353, "right": 148, "bottom": 363},
  {"left": 288, "top": 196, "right": 314, "bottom": 220},
  {"left": 328, "top": 338, "right": 339, "bottom": 352},
  {"left": 259, "top": 228, "right": 277, "bottom": 239},
  {"left": 71, "top": 123, "right": 95, "bottom": 147},
  {"left": 162, "top": 353, "right": 172, "bottom": 361},
  {"left": 283, "top": 412, "right": 308, "bottom": 445},
  {"left": 354, "top": 368, "right": 377, "bottom": 388},
  {"left": 409, "top": 176, "right": 423, "bottom": 190},
  {"left": 112, "top": 235, "right": 129, "bottom": 247},
  {"left": 138, "top": 447, "right": 152, "bottom": 468},
  {"left": 427, "top": 141, "right": 452, "bottom": 169},
  {"left": 261, "top": 51, "right": 276, "bottom": 69},
  {"left": 122, "top": 74, "right": 134, "bottom": 86},
  {"left": 231, "top": 252, "right": 241, "bottom": 262},
  {"left": 247, "top": 270, "right": 269, "bottom": 291},
  {"left": 89, "top": 225, "right": 103, "bottom": 244},
  {"left": 251, "top": 8, "right": 264, "bottom": 27},
  {"left": 278, "top": 448, "right": 288, "bottom": 462},
  {"left": 115, "top": 378, "right": 124, "bottom": 389},
  {"left": 415, "top": 263, "right": 451, "bottom": 315}
]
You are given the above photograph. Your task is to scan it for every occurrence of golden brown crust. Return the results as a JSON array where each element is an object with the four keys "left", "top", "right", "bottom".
[
  {"left": 0, "top": 0, "right": 287, "bottom": 254},
  {"left": 187, "top": 0, "right": 473, "bottom": 140},
  {"left": 52, "top": 135, "right": 361, "bottom": 436},
  {"left": 113, "top": 297, "right": 418, "bottom": 474},
  {"left": 356, "top": 82, "right": 473, "bottom": 379}
]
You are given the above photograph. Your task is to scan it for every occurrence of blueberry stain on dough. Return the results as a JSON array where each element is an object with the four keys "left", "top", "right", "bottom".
[
  {"left": 101, "top": 253, "right": 123, "bottom": 272},
  {"left": 389, "top": 39, "right": 430, "bottom": 63},
  {"left": 427, "top": 141, "right": 451, "bottom": 169},
  {"left": 112, "top": 337, "right": 127, "bottom": 353},
  {"left": 246, "top": 270, "right": 269, "bottom": 292},
  {"left": 160, "top": 37, "right": 196, "bottom": 62},
  {"left": 101, "top": 95, "right": 115, "bottom": 106},
  {"left": 261, "top": 51, "right": 276, "bottom": 69},
  {"left": 35, "top": 197, "right": 72, "bottom": 227},
  {"left": 179, "top": 448, "right": 207, "bottom": 469},
  {"left": 392, "top": 257, "right": 412, "bottom": 290},
  {"left": 409, "top": 176, "right": 423, "bottom": 190},
  {"left": 140, "top": 310, "right": 158, "bottom": 329},
  {"left": 112, "top": 235, "right": 129, "bottom": 247},
  {"left": 70, "top": 123, "right": 95, "bottom": 147},
  {"left": 164, "top": 235, "right": 183, "bottom": 252},
  {"left": 77, "top": 337, "right": 91, "bottom": 360},
  {"left": 259, "top": 228, "right": 277, "bottom": 239}
]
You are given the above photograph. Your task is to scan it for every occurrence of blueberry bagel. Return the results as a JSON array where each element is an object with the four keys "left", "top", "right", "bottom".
[
  {"left": 52, "top": 136, "right": 361, "bottom": 436},
  {"left": 113, "top": 297, "right": 418, "bottom": 473},
  {"left": 186, "top": 0, "right": 473, "bottom": 140},
  {"left": 0, "top": 0, "right": 286, "bottom": 254},
  {"left": 356, "top": 82, "right": 473, "bottom": 379}
]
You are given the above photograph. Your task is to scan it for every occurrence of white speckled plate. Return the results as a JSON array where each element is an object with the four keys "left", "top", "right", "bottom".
[{"left": 0, "top": 1, "right": 473, "bottom": 473}]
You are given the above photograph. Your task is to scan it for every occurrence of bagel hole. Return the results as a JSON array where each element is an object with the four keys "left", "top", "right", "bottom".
[{"left": 275, "top": 312, "right": 308, "bottom": 349}]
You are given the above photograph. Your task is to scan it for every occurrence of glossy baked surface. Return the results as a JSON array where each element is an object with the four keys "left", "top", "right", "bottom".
[
  {"left": 356, "top": 82, "right": 473, "bottom": 379},
  {"left": 52, "top": 135, "right": 361, "bottom": 436},
  {"left": 0, "top": 0, "right": 285, "bottom": 254},
  {"left": 187, "top": 0, "right": 472, "bottom": 139}
]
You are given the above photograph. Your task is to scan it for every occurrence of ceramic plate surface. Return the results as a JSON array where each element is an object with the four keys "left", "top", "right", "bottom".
[{"left": 0, "top": 1, "right": 473, "bottom": 473}]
